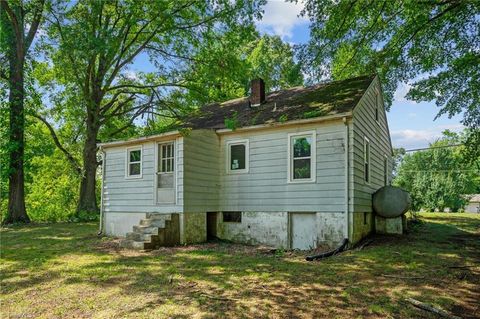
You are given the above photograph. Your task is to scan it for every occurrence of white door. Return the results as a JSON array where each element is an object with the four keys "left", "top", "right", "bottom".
[
  {"left": 290, "top": 212, "right": 317, "bottom": 250},
  {"left": 157, "top": 142, "right": 175, "bottom": 204}
]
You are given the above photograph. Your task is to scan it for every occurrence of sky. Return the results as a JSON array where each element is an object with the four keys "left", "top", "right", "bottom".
[{"left": 256, "top": 1, "right": 465, "bottom": 150}]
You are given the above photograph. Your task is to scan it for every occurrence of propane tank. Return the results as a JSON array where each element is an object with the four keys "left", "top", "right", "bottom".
[{"left": 373, "top": 186, "right": 411, "bottom": 218}]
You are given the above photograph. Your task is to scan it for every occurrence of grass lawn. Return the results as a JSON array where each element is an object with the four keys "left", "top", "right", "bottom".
[{"left": 1, "top": 213, "right": 479, "bottom": 318}]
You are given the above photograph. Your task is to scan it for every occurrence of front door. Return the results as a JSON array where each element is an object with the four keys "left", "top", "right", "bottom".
[{"left": 157, "top": 142, "right": 175, "bottom": 204}]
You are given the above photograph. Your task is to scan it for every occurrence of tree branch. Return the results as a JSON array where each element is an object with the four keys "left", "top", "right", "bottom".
[
  {"left": 24, "top": 0, "right": 45, "bottom": 50},
  {"left": 31, "top": 114, "right": 83, "bottom": 175}
]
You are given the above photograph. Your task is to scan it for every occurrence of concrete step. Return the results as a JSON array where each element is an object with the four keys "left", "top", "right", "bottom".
[
  {"left": 119, "top": 239, "right": 146, "bottom": 250},
  {"left": 121, "top": 213, "right": 180, "bottom": 251},
  {"left": 146, "top": 213, "right": 172, "bottom": 221},
  {"left": 132, "top": 225, "right": 159, "bottom": 235},
  {"left": 126, "top": 232, "right": 153, "bottom": 242},
  {"left": 139, "top": 218, "right": 166, "bottom": 227}
]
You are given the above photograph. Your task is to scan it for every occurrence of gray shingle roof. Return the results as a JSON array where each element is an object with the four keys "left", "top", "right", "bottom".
[{"left": 185, "top": 74, "right": 375, "bottom": 130}]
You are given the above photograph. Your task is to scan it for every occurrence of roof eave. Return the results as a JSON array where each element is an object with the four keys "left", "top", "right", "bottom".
[{"left": 97, "top": 130, "right": 182, "bottom": 148}]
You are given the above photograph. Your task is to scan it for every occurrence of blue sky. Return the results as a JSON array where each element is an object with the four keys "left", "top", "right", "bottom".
[{"left": 256, "top": 1, "right": 465, "bottom": 150}]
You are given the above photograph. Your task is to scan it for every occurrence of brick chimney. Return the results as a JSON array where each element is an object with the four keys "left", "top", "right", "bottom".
[{"left": 250, "top": 78, "right": 265, "bottom": 106}]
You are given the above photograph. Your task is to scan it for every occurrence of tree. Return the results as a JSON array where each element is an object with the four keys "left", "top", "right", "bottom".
[
  {"left": 0, "top": 0, "right": 46, "bottom": 224},
  {"left": 394, "top": 130, "right": 480, "bottom": 212},
  {"left": 298, "top": 0, "right": 480, "bottom": 160},
  {"left": 39, "top": 0, "right": 263, "bottom": 213},
  {"left": 181, "top": 32, "right": 303, "bottom": 107}
]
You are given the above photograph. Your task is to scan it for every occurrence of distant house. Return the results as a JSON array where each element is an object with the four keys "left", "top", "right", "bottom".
[
  {"left": 465, "top": 195, "right": 480, "bottom": 213},
  {"left": 98, "top": 75, "right": 393, "bottom": 250}
]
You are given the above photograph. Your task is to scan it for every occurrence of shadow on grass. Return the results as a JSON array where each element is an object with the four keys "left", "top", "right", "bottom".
[{"left": 1, "top": 217, "right": 479, "bottom": 318}]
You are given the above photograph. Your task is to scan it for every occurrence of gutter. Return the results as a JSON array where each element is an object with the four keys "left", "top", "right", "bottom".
[
  {"left": 97, "top": 130, "right": 181, "bottom": 148},
  {"left": 98, "top": 147, "right": 106, "bottom": 236},
  {"left": 216, "top": 112, "right": 353, "bottom": 135}
]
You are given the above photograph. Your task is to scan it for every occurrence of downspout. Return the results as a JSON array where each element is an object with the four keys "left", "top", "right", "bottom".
[
  {"left": 343, "top": 116, "right": 350, "bottom": 243},
  {"left": 97, "top": 148, "right": 106, "bottom": 236}
]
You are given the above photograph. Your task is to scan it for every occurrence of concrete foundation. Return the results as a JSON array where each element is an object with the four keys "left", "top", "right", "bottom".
[
  {"left": 181, "top": 212, "right": 207, "bottom": 244},
  {"left": 216, "top": 212, "right": 289, "bottom": 248},
  {"left": 316, "top": 212, "right": 345, "bottom": 247},
  {"left": 106, "top": 211, "right": 357, "bottom": 250},
  {"left": 104, "top": 212, "right": 147, "bottom": 236},
  {"left": 215, "top": 211, "right": 345, "bottom": 249},
  {"left": 350, "top": 212, "right": 374, "bottom": 244}
]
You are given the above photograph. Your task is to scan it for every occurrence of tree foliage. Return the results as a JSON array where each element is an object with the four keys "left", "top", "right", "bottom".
[
  {"left": 37, "top": 0, "right": 264, "bottom": 213},
  {"left": 298, "top": 0, "right": 480, "bottom": 159},
  {"left": 179, "top": 31, "right": 303, "bottom": 108},
  {"left": 394, "top": 130, "right": 480, "bottom": 212}
]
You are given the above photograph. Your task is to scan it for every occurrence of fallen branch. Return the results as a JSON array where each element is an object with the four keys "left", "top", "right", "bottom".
[
  {"left": 405, "top": 298, "right": 462, "bottom": 319},
  {"left": 448, "top": 265, "right": 475, "bottom": 269},
  {"left": 381, "top": 274, "right": 424, "bottom": 279}
]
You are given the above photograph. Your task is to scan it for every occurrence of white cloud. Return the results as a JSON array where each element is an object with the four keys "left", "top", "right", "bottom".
[
  {"left": 391, "top": 124, "right": 464, "bottom": 149},
  {"left": 256, "top": 0, "right": 308, "bottom": 40},
  {"left": 124, "top": 70, "right": 139, "bottom": 81},
  {"left": 393, "top": 82, "right": 416, "bottom": 103}
]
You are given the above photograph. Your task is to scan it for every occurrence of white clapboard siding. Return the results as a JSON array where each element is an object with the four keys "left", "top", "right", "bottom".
[
  {"left": 102, "top": 137, "right": 184, "bottom": 213},
  {"left": 218, "top": 121, "right": 347, "bottom": 212},
  {"left": 351, "top": 78, "right": 393, "bottom": 213},
  {"left": 183, "top": 129, "right": 220, "bottom": 212}
]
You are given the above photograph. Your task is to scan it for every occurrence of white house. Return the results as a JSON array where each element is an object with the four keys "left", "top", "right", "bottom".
[
  {"left": 465, "top": 194, "right": 480, "bottom": 213},
  {"left": 98, "top": 75, "right": 393, "bottom": 250}
]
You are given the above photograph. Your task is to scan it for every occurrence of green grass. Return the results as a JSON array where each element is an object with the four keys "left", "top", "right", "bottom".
[{"left": 1, "top": 213, "right": 479, "bottom": 318}]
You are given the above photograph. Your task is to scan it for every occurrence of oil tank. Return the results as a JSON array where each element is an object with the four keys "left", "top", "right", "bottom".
[{"left": 373, "top": 186, "right": 411, "bottom": 218}]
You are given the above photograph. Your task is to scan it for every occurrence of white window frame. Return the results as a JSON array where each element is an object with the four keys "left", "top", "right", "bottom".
[
  {"left": 364, "top": 136, "right": 370, "bottom": 184},
  {"left": 226, "top": 139, "right": 249, "bottom": 174},
  {"left": 125, "top": 145, "right": 143, "bottom": 179},
  {"left": 287, "top": 131, "right": 316, "bottom": 183},
  {"left": 159, "top": 142, "right": 175, "bottom": 173}
]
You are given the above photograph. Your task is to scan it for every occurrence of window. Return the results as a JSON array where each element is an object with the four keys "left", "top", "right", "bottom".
[
  {"left": 227, "top": 140, "right": 249, "bottom": 173},
  {"left": 126, "top": 146, "right": 142, "bottom": 178},
  {"left": 364, "top": 137, "right": 370, "bottom": 183},
  {"left": 160, "top": 143, "right": 174, "bottom": 173},
  {"left": 223, "top": 212, "right": 241, "bottom": 223},
  {"left": 384, "top": 155, "right": 388, "bottom": 186},
  {"left": 288, "top": 131, "right": 316, "bottom": 183}
]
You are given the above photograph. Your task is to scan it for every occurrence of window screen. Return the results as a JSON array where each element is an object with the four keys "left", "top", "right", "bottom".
[
  {"left": 127, "top": 149, "right": 141, "bottom": 176},
  {"left": 230, "top": 144, "right": 246, "bottom": 170},
  {"left": 292, "top": 136, "right": 312, "bottom": 180}
]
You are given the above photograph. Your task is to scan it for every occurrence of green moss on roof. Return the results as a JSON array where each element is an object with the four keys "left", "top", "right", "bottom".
[{"left": 184, "top": 74, "right": 375, "bottom": 130}]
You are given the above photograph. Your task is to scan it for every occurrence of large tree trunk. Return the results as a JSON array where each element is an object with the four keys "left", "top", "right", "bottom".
[
  {"left": 77, "top": 112, "right": 99, "bottom": 213},
  {"left": 3, "top": 9, "right": 29, "bottom": 224}
]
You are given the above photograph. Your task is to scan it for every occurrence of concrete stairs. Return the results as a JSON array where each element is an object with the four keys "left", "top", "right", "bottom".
[{"left": 120, "top": 213, "right": 180, "bottom": 250}]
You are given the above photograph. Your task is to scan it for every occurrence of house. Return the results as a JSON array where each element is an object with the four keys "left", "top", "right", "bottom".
[
  {"left": 465, "top": 194, "right": 480, "bottom": 213},
  {"left": 98, "top": 75, "right": 393, "bottom": 250}
]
